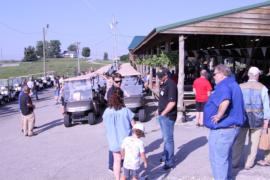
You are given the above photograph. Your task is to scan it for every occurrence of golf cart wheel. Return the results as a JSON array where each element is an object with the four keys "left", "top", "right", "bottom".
[
  {"left": 88, "top": 112, "right": 96, "bottom": 125},
  {"left": 138, "top": 109, "right": 146, "bottom": 122},
  {"left": 93, "top": 101, "right": 100, "bottom": 116},
  {"left": 64, "top": 114, "right": 72, "bottom": 127}
]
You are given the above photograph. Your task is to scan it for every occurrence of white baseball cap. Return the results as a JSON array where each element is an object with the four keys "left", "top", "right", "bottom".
[
  {"left": 248, "top": 66, "right": 261, "bottom": 76},
  {"left": 133, "top": 123, "right": 145, "bottom": 133}
]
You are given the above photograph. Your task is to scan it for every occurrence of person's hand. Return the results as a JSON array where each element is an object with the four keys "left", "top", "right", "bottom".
[
  {"left": 155, "top": 110, "right": 159, "bottom": 116},
  {"left": 211, "top": 114, "right": 221, "bottom": 124},
  {"left": 144, "top": 162, "right": 147, "bottom": 168}
]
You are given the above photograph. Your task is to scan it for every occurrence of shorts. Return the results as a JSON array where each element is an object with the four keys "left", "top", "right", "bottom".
[
  {"left": 123, "top": 168, "right": 139, "bottom": 178},
  {"left": 195, "top": 101, "right": 205, "bottom": 112}
]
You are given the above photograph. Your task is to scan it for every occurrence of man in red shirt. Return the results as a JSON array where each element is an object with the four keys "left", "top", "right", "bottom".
[{"left": 193, "top": 69, "right": 212, "bottom": 126}]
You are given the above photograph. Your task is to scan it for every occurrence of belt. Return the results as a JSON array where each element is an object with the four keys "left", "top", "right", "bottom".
[
  {"left": 222, "top": 125, "right": 239, "bottom": 129},
  {"left": 246, "top": 109, "right": 263, "bottom": 113}
]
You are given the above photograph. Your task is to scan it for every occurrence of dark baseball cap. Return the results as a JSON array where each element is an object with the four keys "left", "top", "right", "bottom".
[{"left": 157, "top": 67, "right": 169, "bottom": 79}]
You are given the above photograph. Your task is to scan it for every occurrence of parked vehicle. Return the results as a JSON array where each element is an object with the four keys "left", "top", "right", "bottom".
[
  {"left": 117, "top": 63, "right": 146, "bottom": 122},
  {"left": 0, "top": 79, "right": 11, "bottom": 103},
  {"left": 63, "top": 74, "right": 102, "bottom": 127},
  {"left": 9, "top": 77, "right": 22, "bottom": 99}
]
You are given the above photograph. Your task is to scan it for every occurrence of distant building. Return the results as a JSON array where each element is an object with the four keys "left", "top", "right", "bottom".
[{"left": 62, "top": 51, "right": 78, "bottom": 58}]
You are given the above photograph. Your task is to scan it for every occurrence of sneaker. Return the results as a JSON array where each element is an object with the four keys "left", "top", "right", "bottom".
[
  {"left": 163, "top": 165, "right": 173, "bottom": 170},
  {"left": 108, "top": 168, "right": 113, "bottom": 173}
]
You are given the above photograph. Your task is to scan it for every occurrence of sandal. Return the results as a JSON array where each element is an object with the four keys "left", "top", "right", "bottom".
[{"left": 257, "top": 160, "right": 270, "bottom": 166}]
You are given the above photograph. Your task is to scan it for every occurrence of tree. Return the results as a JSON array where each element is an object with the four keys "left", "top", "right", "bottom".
[
  {"left": 23, "top": 46, "right": 38, "bottom": 61},
  {"left": 36, "top": 41, "right": 44, "bottom": 57},
  {"left": 48, "top": 40, "right": 61, "bottom": 58},
  {"left": 68, "top": 44, "right": 77, "bottom": 52},
  {"left": 82, "top": 47, "right": 90, "bottom": 58},
  {"left": 120, "top": 54, "right": 129, "bottom": 61},
  {"left": 103, "top": 52, "right": 108, "bottom": 60}
]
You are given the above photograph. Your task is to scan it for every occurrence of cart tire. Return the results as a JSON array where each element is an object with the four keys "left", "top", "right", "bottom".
[
  {"left": 138, "top": 109, "right": 146, "bottom": 122},
  {"left": 64, "top": 114, "right": 72, "bottom": 127},
  {"left": 88, "top": 112, "right": 96, "bottom": 125},
  {"left": 93, "top": 101, "right": 100, "bottom": 116}
]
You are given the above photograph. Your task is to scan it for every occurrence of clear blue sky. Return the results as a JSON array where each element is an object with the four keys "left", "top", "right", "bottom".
[{"left": 0, "top": 0, "right": 266, "bottom": 60}]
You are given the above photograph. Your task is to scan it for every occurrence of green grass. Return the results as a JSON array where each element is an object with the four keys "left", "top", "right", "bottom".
[{"left": 0, "top": 58, "right": 112, "bottom": 79}]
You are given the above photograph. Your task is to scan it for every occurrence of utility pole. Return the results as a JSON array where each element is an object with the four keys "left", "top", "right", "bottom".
[
  {"left": 77, "top": 42, "right": 80, "bottom": 75},
  {"left": 109, "top": 16, "right": 119, "bottom": 70},
  {"left": 42, "top": 24, "right": 49, "bottom": 76}
]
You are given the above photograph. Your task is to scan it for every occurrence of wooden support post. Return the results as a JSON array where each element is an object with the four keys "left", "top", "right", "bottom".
[{"left": 176, "top": 35, "right": 185, "bottom": 124}]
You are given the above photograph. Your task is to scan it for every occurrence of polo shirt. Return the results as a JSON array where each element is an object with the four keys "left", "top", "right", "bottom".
[
  {"left": 158, "top": 78, "right": 178, "bottom": 121},
  {"left": 19, "top": 92, "right": 33, "bottom": 116},
  {"left": 203, "top": 76, "right": 245, "bottom": 129},
  {"left": 193, "top": 77, "right": 212, "bottom": 102}
]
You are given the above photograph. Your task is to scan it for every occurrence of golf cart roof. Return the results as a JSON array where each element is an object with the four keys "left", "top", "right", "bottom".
[
  {"left": 93, "top": 64, "right": 112, "bottom": 75},
  {"left": 117, "top": 63, "right": 141, "bottom": 77}
]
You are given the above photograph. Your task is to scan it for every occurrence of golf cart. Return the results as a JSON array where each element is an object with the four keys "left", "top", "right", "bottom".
[
  {"left": 117, "top": 63, "right": 146, "bottom": 122},
  {"left": 0, "top": 79, "right": 15, "bottom": 103},
  {"left": 63, "top": 74, "right": 102, "bottom": 127},
  {"left": 9, "top": 77, "right": 22, "bottom": 99}
]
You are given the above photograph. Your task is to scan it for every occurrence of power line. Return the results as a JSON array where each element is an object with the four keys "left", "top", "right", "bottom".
[{"left": 0, "top": 21, "right": 41, "bottom": 35}]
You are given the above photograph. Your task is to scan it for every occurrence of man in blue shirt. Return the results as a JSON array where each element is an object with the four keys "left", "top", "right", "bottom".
[{"left": 204, "top": 64, "right": 245, "bottom": 180}]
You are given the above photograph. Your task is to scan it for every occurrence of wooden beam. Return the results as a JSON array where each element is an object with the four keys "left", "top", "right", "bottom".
[{"left": 176, "top": 35, "right": 185, "bottom": 123}]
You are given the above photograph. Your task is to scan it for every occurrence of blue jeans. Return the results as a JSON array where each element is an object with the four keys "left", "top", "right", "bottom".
[
  {"left": 108, "top": 150, "right": 113, "bottom": 170},
  {"left": 158, "top": 115, "right": 175, "bottom": 167},
  {"left": 209, "top": 127, "right": 239, "bottom": 180}
]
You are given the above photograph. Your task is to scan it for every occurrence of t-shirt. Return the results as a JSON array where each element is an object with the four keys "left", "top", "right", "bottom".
[
  {"left": 20, "top": 92, "right": 33, "bottom": 116},
  {"left": 158, "top": 79, "right": 178, "bottom": 121},
  {"left": 121, "top": 136, "right": 145, "bottom": 170},
  {"left": 27, "top": 81, "right": 34, "bottom": 89},
  {"left": 103, "top": 107, "right": 134, "bottom": 152},
  {"left": 106, "top": 86, "right": 124, "bottom": 100},
  {"left": 193, "top": 77, "right": 212, "bottom": 102}
]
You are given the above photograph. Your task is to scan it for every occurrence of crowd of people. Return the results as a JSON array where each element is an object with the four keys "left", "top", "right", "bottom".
[
  {"left": 103, "top": 65, "right": 270, "bottom": 180},
  {"left": 16, "top": 64, "right": 270, "bottom": 179}
]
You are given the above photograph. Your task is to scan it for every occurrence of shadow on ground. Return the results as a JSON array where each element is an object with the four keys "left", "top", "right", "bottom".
[
  {"left": 35, "top": 119, "right": 63, "bottom": 134},
  {"left": 142, "top": 136, "right": 208, "bottom": 179}
]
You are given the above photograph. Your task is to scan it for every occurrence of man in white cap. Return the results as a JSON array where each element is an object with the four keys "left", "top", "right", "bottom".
[{"left": 232, "top": 66, "right": 270, "bottom": 169}]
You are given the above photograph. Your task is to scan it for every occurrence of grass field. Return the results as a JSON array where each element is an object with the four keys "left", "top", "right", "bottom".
[{"left": 0, "top": 58, "right": 112, "bottom": 79}]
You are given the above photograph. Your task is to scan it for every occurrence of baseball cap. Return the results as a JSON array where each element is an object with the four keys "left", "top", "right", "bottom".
[
  {"left": 157, "top": 67, "right": 169, "bottom": 79},
  {"left": 133, "top": 123, "right": 145, "bottom": 133},
  {"left": 248, "top": 67, "right": 261, "bottom": 76}
]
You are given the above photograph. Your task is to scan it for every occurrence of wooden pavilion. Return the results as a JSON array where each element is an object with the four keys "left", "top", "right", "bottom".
[{"left": 129, "top": 1, "right": 270, "bottom": 123}]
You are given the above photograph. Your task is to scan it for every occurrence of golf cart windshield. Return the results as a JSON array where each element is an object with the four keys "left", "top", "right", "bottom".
[
  {"left": 64, "top": 79, "right": 93, "bottom": 102},
  {"left": 121, "top": 76, "right": 143, "bottom": 97},
  {"left": 0, "top": 79, "right": 8, "bottom": 87}
]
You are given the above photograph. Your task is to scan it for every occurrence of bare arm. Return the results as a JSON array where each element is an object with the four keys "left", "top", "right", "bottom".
[
  {"left": 140, "top": 152, "right": 147, "bottom": 168},
  {"left": 161, "top": 101, "right": 176, "bottom": 116},
  {"left": 193, "top": 88, "right": 196, "bottom": 95},
  {"left": 211, "top": 100, "right": 230, "bottom": 123}
]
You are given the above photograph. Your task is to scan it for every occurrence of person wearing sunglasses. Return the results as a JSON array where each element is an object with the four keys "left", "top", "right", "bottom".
[
  {"left": 203, "top": 64, "right": 245, "bottom": 180},
  {"left": 105, "top": 73, "right": 124, "bottom": 173}
]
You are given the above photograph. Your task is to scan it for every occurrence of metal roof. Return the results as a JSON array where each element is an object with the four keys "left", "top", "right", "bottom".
[
  {"left": 128, "top": 36, "right": 145, "bottom": 50},
  {"left": 156, "top": 1, "right": 270, "bottom": 33},
  {"left": 133, "top": 1, "right": 270, "bottom": 53}
]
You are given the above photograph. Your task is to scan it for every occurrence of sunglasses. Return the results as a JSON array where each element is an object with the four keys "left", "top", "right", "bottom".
[{"left": 114, "top": 80, "right": 122, "bottom": 84}]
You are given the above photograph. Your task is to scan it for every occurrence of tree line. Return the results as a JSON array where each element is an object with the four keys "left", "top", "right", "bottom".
[{"left": 23, "top": 40, "right": 91, "bottom": 61}]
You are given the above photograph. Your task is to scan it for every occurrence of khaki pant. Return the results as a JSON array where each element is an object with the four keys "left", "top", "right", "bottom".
[
  {"left": 22, "top": 112, "right": 35, "bottom": 136},
  {"left": 263, "top": 128, "right": 270, "bottom": 163},
  {"left": 232, "top": 128, "right": 261, "bottom": 168}
]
